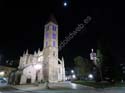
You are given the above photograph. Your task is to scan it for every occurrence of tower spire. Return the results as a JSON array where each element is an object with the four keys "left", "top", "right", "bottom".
[{"left": 47, "top": 14, "right": 57, "bottom": 24}]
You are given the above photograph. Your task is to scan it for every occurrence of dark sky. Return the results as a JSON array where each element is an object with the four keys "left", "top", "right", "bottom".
[{"left": 1, "top": 1, "right": 125, "bottom": 67}]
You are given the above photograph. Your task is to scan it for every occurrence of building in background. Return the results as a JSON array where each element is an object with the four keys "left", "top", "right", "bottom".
[
  {"left": 102, "top": 65, "right": 113, "bottom": 82},
  {"left": 120, "top": 63, "right": 125, "bottom": 82}
]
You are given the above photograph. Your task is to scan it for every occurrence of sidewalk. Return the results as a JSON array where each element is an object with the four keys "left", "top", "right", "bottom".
[
  {"left": 11, "top": 84, "right": 45, "bottom": 91},
  {"left": 47, "top": 82, "right": 94, "bottom": 89},
  {"left": 11, "top": 83, "right": 69, "bottom": 90},
  {"left": 11, "top": 82, "right": 94, "bottom": 91}
]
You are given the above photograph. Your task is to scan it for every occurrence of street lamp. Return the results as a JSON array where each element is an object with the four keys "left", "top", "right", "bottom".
[
  {"left": 72, "top": 74, "right": 76, "bottom": 79},
  {"left": 71, "top": 70, "right": 74, "bottom": 74},
  {"left": 88, "top": 74, "right": 93, "bottom": 79},
  {"left": 0, "top": 71, "right": 5, "bottom": 76},
  {"left": 71, "top": 70, "right": 75, "bottom": 81}
]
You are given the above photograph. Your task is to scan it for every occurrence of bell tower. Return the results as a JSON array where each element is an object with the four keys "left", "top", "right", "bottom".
[{"left": 43, "top": 15, "right": 59, "bottom": 82}]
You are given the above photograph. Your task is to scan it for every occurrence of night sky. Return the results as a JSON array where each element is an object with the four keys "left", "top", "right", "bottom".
[{"left": 1, "top": 1, "right": 125, "bottom": 67}]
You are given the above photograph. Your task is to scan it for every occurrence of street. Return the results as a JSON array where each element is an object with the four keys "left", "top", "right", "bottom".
[
  {"left": 0, "top": 82, "right": 125, "bottom": 93},
  {"left": 1, "top": 87, "right": 125, "bottom": 93}
]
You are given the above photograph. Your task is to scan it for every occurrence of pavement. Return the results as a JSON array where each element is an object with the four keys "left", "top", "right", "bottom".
[
  {"left": 0, "top": 82, "right": 125, "bottom": 93},
  {"left": 10, "top": 81, "right": 93, "bottom": 90},
  {"left": 11, "top": 84, "right": 45, "bottom": 91},
  {"left": 48, "top": 82, "right": 93, "bottom": 89}
]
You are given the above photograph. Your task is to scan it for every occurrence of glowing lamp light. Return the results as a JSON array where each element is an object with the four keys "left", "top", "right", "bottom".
[
  {"left": 34, "top": 64, "right": 42, "bottom": 70},
  {"left": 72, "top": 74, "right": 76, "bottom": 79},
  {"left": 71, "top": 70, "right": 74, "bottom": 73},
  {"left": 88, "top": 74, "right": 93, "bottom": 79},
  {"left": 0, "top": 71, "right": 5, "bottom": 76}
]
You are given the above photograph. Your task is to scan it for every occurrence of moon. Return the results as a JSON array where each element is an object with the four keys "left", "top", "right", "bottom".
[{"left": 63, "top": 2, "right": 68, "bottom": 7}]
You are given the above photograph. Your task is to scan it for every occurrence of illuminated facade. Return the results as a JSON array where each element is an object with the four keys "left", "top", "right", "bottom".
[{"left": 12, "top": 16, "right": 65, "bottom": 84}]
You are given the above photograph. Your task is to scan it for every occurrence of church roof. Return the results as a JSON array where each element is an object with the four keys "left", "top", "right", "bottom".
[{"left": 47, "top": 14, "right": 58, "bottom": 24}]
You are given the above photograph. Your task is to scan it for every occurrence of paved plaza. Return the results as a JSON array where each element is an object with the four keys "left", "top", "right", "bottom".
[{"left": 0, "top": 82, "right": 125, "bottom": 93}]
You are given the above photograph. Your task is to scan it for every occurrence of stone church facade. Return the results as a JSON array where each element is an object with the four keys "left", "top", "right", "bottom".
[{"left": 10, "top": 16, "right": 65, "bottom": 84}]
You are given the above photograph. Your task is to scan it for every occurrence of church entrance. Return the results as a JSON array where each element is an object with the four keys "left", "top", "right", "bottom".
[
  {"left": 27, "top": 78, "right": 31, "bottom": 84},
  {"left": 26, "top": 75, "right": 31, "bottom": 84}
]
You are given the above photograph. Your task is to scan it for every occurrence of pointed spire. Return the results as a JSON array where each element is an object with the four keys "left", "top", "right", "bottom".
[
  {"left": 26, "top": 49, "right": 28, "bottom": 55},
  {"left": 91, "top": 48, "right": 94, "bottom": 53},
  {"left": 62, "top": 56, "right": 64, "bottom": 63},
  {"left": 23, "top": 51, "right": 25, "bottom": 56},
  {"left": 61, "top": 56, "right": 65, "bottom": 67},
  {"left": 47, "top": 14, "right": 57, "bottom": 24},
  {"left": 38, "top": 48, "right": 40, "bottom": 53},
  {"left": 34, "top": 51, "right": 37, "bottom": 55}
]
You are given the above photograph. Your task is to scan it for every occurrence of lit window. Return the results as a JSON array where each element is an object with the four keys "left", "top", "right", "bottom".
[
  {"left": 52, "top": 33, "right": 56, "bottom": 39},
  {"left": 53, "top": 41, "right": 56, "bottom": 47},
  {"left": 52, "top": 25, "right": 56, "bottom": 31},
  {"left": 46, "top": 33, "right": 49, "bottom": 39}
]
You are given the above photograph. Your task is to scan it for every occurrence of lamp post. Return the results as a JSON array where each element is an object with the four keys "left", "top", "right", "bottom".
[
  {"left": 71, "top": 70, "right": 74, "bottom": 74},
  {"left": 71, "top": 70, "right": 76, "bottom": 81},
  {"left": 0, "top": 71, "right": 5, "bottom": 76},
  {"left": 88, "top": 74, "right": 94, "bottom": 80}
]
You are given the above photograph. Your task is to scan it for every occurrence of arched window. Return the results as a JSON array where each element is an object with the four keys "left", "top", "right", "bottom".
[
  {"left": 53, "top": 41, "right": 56, "bottom": 47},
  {"left": 52, "top": 25, "right": 56, "bottom": 31},
  {"left": 52, "top": 33, "right": 56, "bottom": 39},
  {"left": 46, "top": 33, "right": 49, "bottom": 39},
  {"left": 46, "top": 41, "right": 48, "bottom": 47}
]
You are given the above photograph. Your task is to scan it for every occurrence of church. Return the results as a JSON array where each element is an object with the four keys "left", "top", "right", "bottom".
[{"left": 10, "top": 16, "right": 65, "bottom": 84}]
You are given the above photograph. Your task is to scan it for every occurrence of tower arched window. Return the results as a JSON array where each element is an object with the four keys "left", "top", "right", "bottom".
[
  {"left": 46, "top": 41, "right": 48, "bottom": 47},
  {"left": 46, "top": 33, "right": 49, "bottom": 39},
  {"left": 53, "top": 41, "right": 56, "bottom": 47},
  {"left": 52, "top": 25, "right": 56, "bottom": 31},
  {"left": 52, "top": 33, "right": 56, "bottom": 39}
]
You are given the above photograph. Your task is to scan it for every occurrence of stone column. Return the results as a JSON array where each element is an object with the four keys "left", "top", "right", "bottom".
[
  {"left": 38, "top": 69, "right": 43, "bottom": 82},
  {"left": 31, "top": 75, "right": 36, "bottom": 84},
  {"left": 20, "top": 74, "right": 26, "bottom": 84},
  {"left": 62, "top": 61, "right": 65, "bottom": 81}
]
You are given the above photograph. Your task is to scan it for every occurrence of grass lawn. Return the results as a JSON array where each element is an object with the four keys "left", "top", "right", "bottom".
[
  {"left": 73, "top": 80, "right": 125, "bottom": 88},
  {"left": 0, "top": 86, "right": 17, "bottom": 91}
]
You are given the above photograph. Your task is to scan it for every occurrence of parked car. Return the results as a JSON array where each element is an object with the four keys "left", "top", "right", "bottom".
[{"left": 0, "top": 77, "right": 8, "bottom": 86}]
